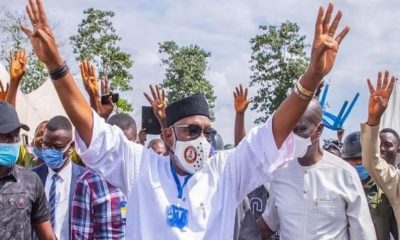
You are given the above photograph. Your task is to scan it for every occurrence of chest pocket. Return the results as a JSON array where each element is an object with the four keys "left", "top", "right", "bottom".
[
  {"left": 309, "top": 195, "right": 344, "bottom": 220},
  {"left": 0, "top": 192, "right": 30, "bottom": 236}
]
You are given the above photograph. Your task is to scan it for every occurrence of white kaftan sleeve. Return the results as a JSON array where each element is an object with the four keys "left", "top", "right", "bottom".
[
  {"left": 221, "top": 114, "right": 292, "bottom": 204},
  {"left": 74, "top": 110, "right": 143, "bottom": 195}
]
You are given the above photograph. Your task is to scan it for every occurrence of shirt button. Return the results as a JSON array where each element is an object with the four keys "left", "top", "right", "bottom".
[{"left": 303, "top": 189, "right": 307, "bottom": 193}]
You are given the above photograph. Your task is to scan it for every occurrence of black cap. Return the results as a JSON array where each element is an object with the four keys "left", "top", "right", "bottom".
[
  {"left": 166, "top": 93, "right": 210, "bottom": 127},
  {"left": 341, "top": 131, "right": 361, "bottom": 160},
  {"left": 0, "top": 101, "right": 29, "bottom": 134}
]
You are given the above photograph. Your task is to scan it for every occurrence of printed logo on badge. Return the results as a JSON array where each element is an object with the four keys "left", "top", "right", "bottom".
[{"left": 184, "top": 146, "right": 197, "bottom": 163}]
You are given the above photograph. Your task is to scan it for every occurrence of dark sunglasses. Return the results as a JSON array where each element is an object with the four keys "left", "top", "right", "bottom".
[{"left": 172, "top": 124, "right": 213, "bottom": 141}]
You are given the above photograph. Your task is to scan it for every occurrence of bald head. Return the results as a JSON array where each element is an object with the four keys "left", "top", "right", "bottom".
[
  {"left": 303, "top": 99, "right": 323, "bottom": 125},
  {"left": 293, "top": 99, "right": 323, "bottom": 139},
  {"left": 148, "top": 139, "right": 166, "bottom": 155}
]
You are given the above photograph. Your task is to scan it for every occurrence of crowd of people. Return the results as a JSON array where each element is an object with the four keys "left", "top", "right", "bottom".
[{"left": 0, "top": 0, "right": 399, "bottom": 239}]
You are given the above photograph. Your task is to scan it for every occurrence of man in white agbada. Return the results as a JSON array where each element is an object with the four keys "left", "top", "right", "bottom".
[
  {"left": 256, "top": 99, "right": 376, "bottom": 240},
  {"left": 22, "top": 0, "right": 350, "bottom": 238}
]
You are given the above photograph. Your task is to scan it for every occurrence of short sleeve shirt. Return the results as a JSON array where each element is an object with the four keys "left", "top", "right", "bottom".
[{"left": 0, "top": 165, "right": 50, "bottom": 240}]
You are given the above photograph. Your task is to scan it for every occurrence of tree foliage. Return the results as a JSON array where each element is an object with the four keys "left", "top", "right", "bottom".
[
  {"left": 0, "top": 8, "right": 48, "bottom": 93},
  {"left": 159, "top": 41, "right": 216, "bottom": 120},
  {"left": 249, "top": 21, "right": 309, "bottom": 123},
  {"left": 70, "top": 8, "right": 134, "bottom": 112}
]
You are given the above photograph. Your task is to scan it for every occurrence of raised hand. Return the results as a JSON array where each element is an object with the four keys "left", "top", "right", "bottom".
[
  {"left": 0, "top": 80, "right": 9, "bottom": 101},
  {"left": 143, "top": 85, "right": 167, "bottom": 122},
  {"left": 21, "top": 0, "right": 63, "bottom": 71},
  {"left": 308, "top": 3, "right": 350, "bottom": 79},
  {"left": 367, "top": 71, "right": 396, "bottom": 126},
  {"left": 10, "top": 50, "right": 27, "bottom": 84},
  {"left": 234, "top": 84, "right": 250, "bottom": 114},
  {"left": 80, "top": 60, "right": 99, "bottom": 98}
]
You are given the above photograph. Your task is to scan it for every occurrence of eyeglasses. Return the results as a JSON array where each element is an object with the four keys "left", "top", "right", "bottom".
[
  {"left": 41, "top": 141, "right": 72, "bottom": 152},
  {"left": 172, "top": 124, "right": 213, "bottom": 141}
]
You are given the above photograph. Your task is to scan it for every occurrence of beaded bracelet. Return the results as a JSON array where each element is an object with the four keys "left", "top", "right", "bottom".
[{"left": 49, "top": 61, "right": 70, "bottom": 80}]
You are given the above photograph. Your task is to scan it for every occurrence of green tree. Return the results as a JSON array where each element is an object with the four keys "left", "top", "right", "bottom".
[
  {"left": 0, "top": 8, "right": 48, "bottom": 93},
  {"left": 70, "top": 8, "right": 133, "bottom": 112},
  {"left": 159, "top": 41, "right": 216, "bottom": 120},
  {"left": 249, "top": 21, "right": 309, "bottom": 123}
]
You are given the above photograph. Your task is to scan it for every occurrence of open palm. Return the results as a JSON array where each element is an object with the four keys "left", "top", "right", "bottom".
[
  {"left": 234, "top": 84, "right": 250, "bottom": 114},
  {"left": 308, "top": 3, "right": 350, "bottom": 78},
  {"left": 367, "top": 71, "right": 395, "bottom": 121},
  {"left": 144, "top": 85, "right": 167, "bottom": 120},
  {"left": 10, "top": 50, "right": 27, "bottom": 82}
]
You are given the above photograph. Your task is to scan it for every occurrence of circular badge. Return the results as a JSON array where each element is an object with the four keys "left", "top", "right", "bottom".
[{"left": 184, "top": 146, "right": 198, "bottom": 163}]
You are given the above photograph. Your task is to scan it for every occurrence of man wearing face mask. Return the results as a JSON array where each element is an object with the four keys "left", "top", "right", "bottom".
[
  {"left": 342, "top": 131, "right": 395, "bottom": 240},
  {"left": 32, "top": 115, "right": 86, "bottom": 240},
  {"left": 256, "top": 99, "right": 376, "bottom": 239},
  {"left": 0, "top": 101, "right": 56, "bottom": 240},
  {"left": 23, "top": 0, "right": 351, "bottom": 238}
]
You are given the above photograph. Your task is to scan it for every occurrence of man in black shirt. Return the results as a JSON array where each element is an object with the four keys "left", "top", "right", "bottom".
[{"left": 0, "top": 101, "right": 56, "bottom": 240}]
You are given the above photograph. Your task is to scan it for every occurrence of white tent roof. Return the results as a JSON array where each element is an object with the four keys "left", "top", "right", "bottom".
[{"left": 0, "top": 62, "right": 66, "bottom": 138}]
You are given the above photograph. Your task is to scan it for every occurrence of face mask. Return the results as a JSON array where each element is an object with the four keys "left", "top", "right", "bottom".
[
  {"left": 293, "top": 134, "right": 312, "bottom": 159},
  {"left": 33, "top": 147, "right": 43, "bottom": 159},
  {"left": 173, "top": 136, "right": 211, "bottom": 174},
  {"left": 355, "top": 164, "right": 369, "bottom": 181},
  {"left": 0, "top": 143, "right": 20, "bottom": 167},
  {"left": 42, "top": 143, "right": 71, "bottom": 169}
]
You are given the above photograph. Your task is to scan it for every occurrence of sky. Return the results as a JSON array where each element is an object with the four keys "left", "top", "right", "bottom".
[{"left": 2, "top": 0, "right": 400, "bottom": 145}]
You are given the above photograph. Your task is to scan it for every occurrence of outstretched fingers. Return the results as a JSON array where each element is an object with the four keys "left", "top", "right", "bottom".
[
  {"left": 335, "top": 25, "right": 350, "bottom": 46},
  {"left": 327, "top": 10, "right": 342, "bottom": 37},
  {"left": 143, "top": 92, "right": 153, "bottom": 105},
  {"left": 149, "top": 84, "right": 157, "bottom": 100},
  {"left": 36, "top": 0, "right": 49, "bottom": 26},
  {"left": 367, "top": 78, "right": 375, "bottom": 95},
  {"left": 322, "top": 3, "right": 334, "bottom": 34},
  {"left": 382, "top": 70, "right": 389, "bottom": 89},
  {"left": 377, "top": 71, "right": 382, "bottom": 90}
]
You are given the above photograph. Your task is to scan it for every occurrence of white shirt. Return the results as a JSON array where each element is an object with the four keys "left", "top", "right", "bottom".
[
  {"left": 262, "top": 151, "right": 376, "bottom": 240},
  {"left": 45, "top": 160, "right": 72, "bottom": 240},
  {"left": 75, "top": 111, "right": 287, "bottom": 240}
]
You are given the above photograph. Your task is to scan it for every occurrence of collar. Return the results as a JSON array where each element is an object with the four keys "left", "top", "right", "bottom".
[{"left": 48, "top": 159, "right": 72, "bottom": 182}]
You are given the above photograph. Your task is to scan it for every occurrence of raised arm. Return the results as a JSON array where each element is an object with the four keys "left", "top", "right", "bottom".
[
  {"left": 273, "top": 3, "right": 349, "bottom": 148},
  {"left": 361, "top": 71, "right": 400, "bottom": 202},
  {"left": 143, "top": 84, "right": 168, "bottom": 129},
  {"left": 233, "top": 84, "right": 250, "bottom": 146},
  {"left": 80, "top": 60, "right": 114, "bottom": 120},
  {"left": 6, "top": 49, "right": 27, "bottom": 107},
  {"left": 21, "top": 0, "right": 93, "bottom": 146}
]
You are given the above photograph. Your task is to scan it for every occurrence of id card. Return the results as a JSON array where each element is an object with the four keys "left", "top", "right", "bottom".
[
  {"left": 166, "top": 204, "right": 188, "bottom": 230},
  {"left": 120, "top": 201, "right": 127, "bottom": 220}
]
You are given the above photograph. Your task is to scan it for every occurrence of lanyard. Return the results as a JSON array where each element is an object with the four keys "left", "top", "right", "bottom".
[{"left": 170, "top": 161, "right": 192, "bottom": 199}]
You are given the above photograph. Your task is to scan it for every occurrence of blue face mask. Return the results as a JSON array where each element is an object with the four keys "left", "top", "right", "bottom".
[
  {"left": 42, "top": 144, "right": 70, "bottom": 169},
  {"left": 355, "top": 164, "right": 369, "bottom": 181},
  {"left": 0, "top": 143, "right": 20, "bottom": 167},
  {"left": 33, "top": 147, "right": 43, "bottom": 159}
]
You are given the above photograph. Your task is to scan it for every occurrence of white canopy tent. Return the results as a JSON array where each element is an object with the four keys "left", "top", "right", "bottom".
[{"left": 0, "top": 62, "right": 66, "bottom": 139}]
